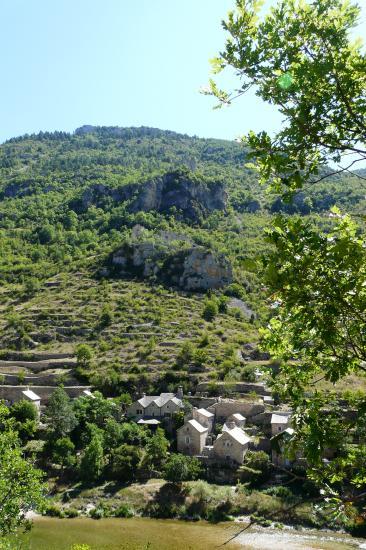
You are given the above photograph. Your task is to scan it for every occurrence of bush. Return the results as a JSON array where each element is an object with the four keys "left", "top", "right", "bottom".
[
  {"left": 89, "top": 507, "right": 104, "bottom": 520},
  {"left": 224, "top": 283, "right": 245, "bottom": 299},
  {"left": 63, "top": 507, "right": 78, "bottom": 518},
  {"left": 99, "top": 305, "right": 113, "bottom": 327},
  {"left": 250, "top": 514, "right": 272, "bottom": 527},
  {"left": 203, "top": 300, "right": 218, "bottom": 322},
  {"left": 45, "top": 504, "right": 64, "bottom": 518},
  {"left": 264, "top": 485, "right": 295, "bottom": 500},
  {"left": 115, "top": 504, "right": 134, "bottom": 518},
  {"left": 218, "top": 295, "right": 229, "bottom": 313}
]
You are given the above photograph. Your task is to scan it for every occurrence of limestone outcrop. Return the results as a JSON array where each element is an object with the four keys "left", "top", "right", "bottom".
[
  {"left": 74, "top": 169, "right": 226, "bottom": 223},
  {"left": 111, "top": 239, "right": 232, "bottom": 291}
]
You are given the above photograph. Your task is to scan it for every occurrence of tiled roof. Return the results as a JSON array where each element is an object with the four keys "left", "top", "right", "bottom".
[
  {"left": 231, "top": 413, "right": 245, "bottom": 421},
  {"left": 137, "top": 396, "right": 156, "bottom": 408},
  {"left": 218, "top": 427, "right": 251, "bottom": 446},
  {"left": 137, "top": 393, "right": 182, "bottom": 409},
  {"left": 22, "top": 389, "right": 40, "bottom": 401},
  {"left": 196, "top": 408, "right": 214, "bottom": 418},
  {"left": 271, "top": 413, "right": 290, "bottom": 424},
  {"left": 178, "top": 419, "right": 208, "bottom": 433}
]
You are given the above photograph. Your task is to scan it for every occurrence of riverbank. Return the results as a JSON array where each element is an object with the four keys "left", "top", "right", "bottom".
[
  {"left": 45, "top": 478, "right": 328, "bottom": 527},
  {"left": 14, "top": 517, "right": 366, "bottom": 550}
]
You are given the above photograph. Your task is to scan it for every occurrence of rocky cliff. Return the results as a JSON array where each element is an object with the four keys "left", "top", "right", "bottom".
[
  {"left": 75, "top": 169, "right": 226, "bottom": 223},
  {"left": 111, "top": 238, "right": 232, "bottom": 291}
]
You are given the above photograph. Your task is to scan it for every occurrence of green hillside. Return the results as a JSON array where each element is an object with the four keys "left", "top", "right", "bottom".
[{"left": 0, "top": 125, "right": 365, "bottom": 395}]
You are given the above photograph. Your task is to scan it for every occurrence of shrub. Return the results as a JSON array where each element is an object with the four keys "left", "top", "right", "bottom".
[
  {"left": 203, "top": 300, "right": 218, "bottom": 322},
  {"left": 45, "top": 504, "right": 64, "bottom": 518},
  {"left": 198, "top": 332, "right": 210, "bottom": 347},
  {"left": 115, "top": 504, "right": 134, "bottom": 518},
  {"left": 218, "top": 295, "right": 229, "bottom": 313},
  {"left": 264, "top": 485, "right": 295, "bottom": 500},
  {"left": 63, "top": 507, "right": 78, "bottom": 518},
  {"left": 193, "top": 349, "right": 208, "bottom": 369},
  {"left": 250, "top": 514, "right": 272, "bottom": 527},
  {"left": 89, "top": 507, "right": 104, "bottom": 520},
  {"left": 224, "top": 283, "right": 245, "bottom": 299},
  {"left": 99, "top": 305, "right": 114, "bottom": 327}
]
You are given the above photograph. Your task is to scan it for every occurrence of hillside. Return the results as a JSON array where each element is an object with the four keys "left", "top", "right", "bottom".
[{"left": 0, "top": 125, "right": 365, "bottom": 397}]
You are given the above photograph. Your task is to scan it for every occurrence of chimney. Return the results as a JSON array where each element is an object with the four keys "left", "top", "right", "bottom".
[
  {"left": 177, "top": 386, "right": 183, "bottom": 399},
  {"left": 142, "top": 392, "right": 146, "bottom": 398}
]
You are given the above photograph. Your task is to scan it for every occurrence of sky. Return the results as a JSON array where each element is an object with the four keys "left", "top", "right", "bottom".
[{"left": 0, "top": 0, "right": 365, "bottom": 144}]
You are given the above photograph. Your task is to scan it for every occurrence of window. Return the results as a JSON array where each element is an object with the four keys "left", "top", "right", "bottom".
[
  {"left": 137, "top": 409, "right": 143, "bottom": 415},
  {"left": 278, "top": 427, "right": 282, "bottom": 432},
  {"left": 185, "top": 436, "right": 190, "bottom": 444}
]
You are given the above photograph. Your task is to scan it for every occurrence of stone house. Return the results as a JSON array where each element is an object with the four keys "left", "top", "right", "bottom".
[
  {"left": 127, "top": 387, "right": 184, "bottom": 420},
  {"left": 177, "top": 419, "right": 208, "bottom": 456},
  {"left": 226, "top": 412, "right": 246, "bottom": 428},
  {"left": 192, "top": 407, "right": 214, "bottom": 432},
  {"left": 271, "top": 413, "right": 291, "bottom": 436},
  {"left": 213, "top": 423, "right": 251, "bottom": 465}
]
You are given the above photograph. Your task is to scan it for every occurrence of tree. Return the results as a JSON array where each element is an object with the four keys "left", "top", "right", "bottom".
[
  {"left": 110, "top": 444, "right": 141, "bottom": 482},
  {"left": 143, "top": 427, "right": 169, "bottom": 472},
  {"left": 76, "top": 344, "right": 93, "bottom": 368},
  {"left": 9, "top": 400, "right": 38, "bottom": 442},
  {"left": 52, "top": 437, "right": 76, "bottom": 470},
  {"left": 163, "top": 454, "right": 202, "bottom": 485},
  {"left": 79, "top": 433, "right": 104, "bottom": 482},
  {"left": 45, "top": 386, "right": 77, "bottom": 439},
  {"left": 10, "top": 400, "right": 38, "bottom": 424},
  {"left": 238, "top": 450, "right": 272, "bottom": 487},
  {"left": 209, "top": 0, "right": 366, "bottom": 509},
  {"left": 0, "top": 404, "right": 45, "bottom": 535},
  {"left": 208, "top": 0, "right": 366, "bottom": 196}
]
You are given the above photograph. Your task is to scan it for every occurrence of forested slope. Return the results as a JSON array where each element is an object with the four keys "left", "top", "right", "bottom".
[{"left": 0, "top": 125, "right": 364, "bottom": 395}]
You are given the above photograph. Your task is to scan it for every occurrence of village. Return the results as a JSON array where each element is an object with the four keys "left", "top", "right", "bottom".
[
  {"left": 126, "top": 385, "right": 293, "bottom": 476},
  {"left": 1, "top": 366, "right": 295, "bottom": 482}
]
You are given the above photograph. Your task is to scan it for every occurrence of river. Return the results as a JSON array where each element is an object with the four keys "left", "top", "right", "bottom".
[{"left": 15, "top": 517, "right": 366, "bottom": 549}]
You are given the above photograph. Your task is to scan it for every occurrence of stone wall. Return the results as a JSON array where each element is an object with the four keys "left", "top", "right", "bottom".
[
  {"left": 0, "top": 373, "right": 78, "bottom": 386},
  {"left": 0, "top": 385, "right": 91, "bottom": 404}
]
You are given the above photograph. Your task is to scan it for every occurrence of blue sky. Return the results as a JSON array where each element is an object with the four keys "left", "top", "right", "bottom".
[{"left": 1, "top": 0, "right": 365, "bottom": 144}]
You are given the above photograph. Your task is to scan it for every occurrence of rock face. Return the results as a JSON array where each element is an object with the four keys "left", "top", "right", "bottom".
[
  {"left": 128, "top": 171, "right": 226, "bottom": 222},
  {"left": 74, "top": 170, "right": 226, "bottom": 223},
  {"left": 176, "top": 248, "right": 232, "bottom": 290},
  {"left": 111, "top": 242, "right": 232, "bottom": 291}
]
